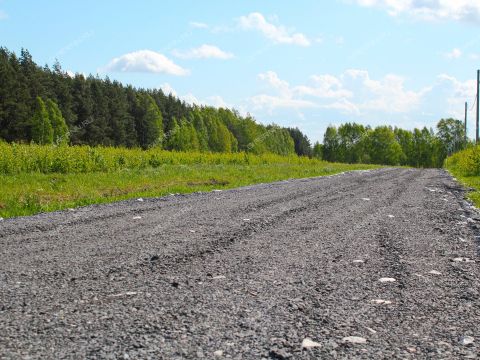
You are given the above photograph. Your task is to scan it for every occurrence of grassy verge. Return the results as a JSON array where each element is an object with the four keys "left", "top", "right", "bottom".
[
  {"left": 444, "top": 146, "right": 480, "bottom": 207},
  {"left": 0, "top": 161, "right": 380, "bottom": 219}
]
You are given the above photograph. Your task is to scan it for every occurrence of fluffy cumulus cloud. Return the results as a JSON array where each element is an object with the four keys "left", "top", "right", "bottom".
[
  {"left": 353, "top": 0, "right": 480, "bottom": 23},
  {"left": 160, "top": 83, "right": 177, "bottom": 96},
  {"left": 294, "top": 74, "right": 353, "bottom": 99},
  {"left": 438, "top": 74, "right": 477, "bottom": 117},
  {"left": 238, "top": 12, "right": 311, "bottom": 46},
  {"left": 172, "top": 45, "right": 234, "bottom": 60},
  {"left": 103, "top": 50, "right": 188, "bottom": 76},
  {"left": 252, "top": 69, "right": 429, "bottom": 115},
  {"left": 344, "top": 69, "right": 431, "bottom": 113},
  {"left": 251, "top": 71, "right": 316, "bottom": 112}
]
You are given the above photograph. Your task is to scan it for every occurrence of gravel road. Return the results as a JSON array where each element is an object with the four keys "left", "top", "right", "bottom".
[{"left": 1, "top": 168, "right": 479, "bottom": 359}]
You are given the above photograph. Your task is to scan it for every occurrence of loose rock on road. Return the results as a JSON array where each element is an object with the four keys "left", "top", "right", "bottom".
[{"left": 1, "top": 168, "right": 479, "bottom": 359}]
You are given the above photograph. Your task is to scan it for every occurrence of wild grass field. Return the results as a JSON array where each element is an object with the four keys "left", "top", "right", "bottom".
[
  {"left": 445, "top": 146, "right": 480, "bottom": 207},
  {"left": 0, "top": 143, "right": 381, "bottom": 218}
]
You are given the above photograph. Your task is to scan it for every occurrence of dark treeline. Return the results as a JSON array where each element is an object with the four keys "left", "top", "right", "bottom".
[
  {"left": 317, "top": 119, "right": 467, "bottom": 167},
  {"left": 0, "top": 47, "right": 468, "bottom": 167},
  {"left": 0, "top": 47, "right": 309, "bottom": 156}
]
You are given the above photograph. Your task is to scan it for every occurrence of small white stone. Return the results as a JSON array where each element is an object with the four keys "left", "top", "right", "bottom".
[
  {"left": 362, "top": 198, "right": 370, "bottom": 201},
  {"left": 132, "top": 216, "right": 142, "bottom": 220},
  {"left": 428, "top": 270, "right": 442, "bottom": 275},
  {"left": 212, "top": 275, "right": 226, "bottom": 280},
  {"left": 370, "top": 299, "right": 392, "bottom": 305},
  {"left": 365, "top": 327, "right": 377, "bottom": 334},
  {"left": 352, "top": 260, "right": 364, "bottom": 263},
  {"left": 137, "top": 198, "right": 144, "bottom": 202},
  {"left": 387, "top": 215, "right": 395, "bottom": 218},
  {"left": 379, "top": 277, "right": 396, "bottom": 283},
  {"left": 302, "top": 338, "right": 322, "bottom": 349},
  {"left": 467, "top": 218, "right": 475, "bottom": 223},
  {"left": 189, "top": 230, "right": 196, "bottom": 233},
  {"left": 213, "top": 189, "right": 222, "bottom": 192},
  {"left": 243, "top": 218, "right": 250, "bottom": 221},
  {"left": 459, "top": 336, "right": 474, "bottom": 346},
  {"left": 67, "top": 208, "right": 75, "bottom": 212},
  {"left": 342, "top": 336, "right": 367, "bottom": 344},
  {"left": 459, "top": 237, "right": 467, "bottom": 243},
  {"left": 453, "top": 257, "right": 475, "bottom": 263},
  {"left": 213, "top": 350, "right": 224, "bottom": 357},
  {"left": 0, "top": 217, "right": 3, "bottom": 221}
]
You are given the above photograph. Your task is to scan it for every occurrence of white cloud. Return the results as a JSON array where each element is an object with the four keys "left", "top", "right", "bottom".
[
  {"left": 238, "top": 12, "right": 311, "bottom": 46},
  {"left": 172, "top": 44, "right": 234, "bottom": 60},
  {"left": 353, "top": 0, "right": 480, "bottom": 23},
  {"left": 160, "top": 83, "right": 177, "bottom": 97},
  {"left": 294, "top": 74, "right": 353, "bottom": 99},
  {"left": 160, "top": 83, "right": 231, "bottom": 108},
  {"left": 206, "top": 95, "right": 230, "bottom": 108},
  {"left": 251, "top": 94, "right": 316, "bottom": 112},
  {"left": 344, "top": 69, "right": 431, "bottom": 113},
  {"left": 258, "top": 71, "right": 291, "bottom": 97},
  {"left": 321, "top": 98, "right": 360, "bottom": 114},
  {"left": 438, "top": 74, "right": 477, "bottom": 117},
  {"left": 252, "top": 69, "right": 429, "bottom": 115},
  {"left": 189, "top": 21, "right": 208, "bottom": 29},
  {"left": 252, "top": 71, "right": 317, "bottom": 112},
  {"left": 445, "top": 48, "right": 462, "bottom": 59},
  {"left": 103, "top": 50, "right": 188, "bottom": 76}
]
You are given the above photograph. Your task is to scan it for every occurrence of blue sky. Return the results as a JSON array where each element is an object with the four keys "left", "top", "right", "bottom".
[{"left": 1, "top": 0, "right": 480, "bottom": 142}]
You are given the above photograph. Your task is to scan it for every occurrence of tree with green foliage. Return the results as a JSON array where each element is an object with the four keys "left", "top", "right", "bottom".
[
  {"left": 31, "top": 97, "right": 53, "bottom": 144},
  {"left": 135, "top": 94, "right": 163, "bottom": 149},
  {"left": 394, "top": 128, "right": 413, "bottom": 166},
  {"left": 337, "top": 123, "right": 367, "bottom": 163},
  {"left": 45, "top": 98, "right": 69, "bottom": 145},
  {"left": 436, "top": 118, "right": 465, "bottom": 157},
  {"left": 287, "top": 127, "right": 312, "bottom": 157},
  {"left": 190, "top": 108, "right": 209, "bottom": 152},
  {"left": 323, "top": 126, "right": 340, "bottom": 162},
  {"left": 366, "top": 126, "right": 404, "bottom": 165},
  {"left": 312, "top": 141, "right": 323, "bottom": 159},
  {"left": 166, "top": 118, "right": 200, "bottom": 152}
]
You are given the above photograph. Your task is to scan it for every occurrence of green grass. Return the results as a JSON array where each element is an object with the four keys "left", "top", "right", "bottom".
[
  {"left": 445, "top": 146, "right": 480, "bottom": 207},
  {"left": 0, "top": 143, "right": 381, "bottom": 218}
]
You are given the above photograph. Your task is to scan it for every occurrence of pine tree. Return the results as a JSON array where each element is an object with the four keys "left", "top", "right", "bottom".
[
  {"left": 45, "top": 98, "right": 69, "bottom": 145},
  {"left": 31, "top": 97, "right": 53, "bottom": 144},
  {"left": 135, "top": 93, "right": 163, "bottom": 149}
]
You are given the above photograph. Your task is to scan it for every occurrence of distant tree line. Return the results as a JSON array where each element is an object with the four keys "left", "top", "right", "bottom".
[
  {"left": 317, "top": 118, "right": 467, "bottom": 167},
  {"left": 0, "top": 47, "right": 306, "bottom": 155},
  {"left": 0, "top": 47, "right": 468, "bottom": 167}
]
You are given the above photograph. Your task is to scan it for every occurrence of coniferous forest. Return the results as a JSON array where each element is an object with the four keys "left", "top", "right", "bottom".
[
  {"left": 0, "top": 47, "right": 468, "bottom": 167},
  {"left": 0, "top": 47, "right": 310, "bottom": 156}
]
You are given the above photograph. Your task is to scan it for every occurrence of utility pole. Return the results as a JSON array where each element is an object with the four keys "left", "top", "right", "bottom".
[
  {"left": 477, "top": 70, "right": 479, "bottom": 144},
  {"left": 465, "top": 101, "right": 468, "bottom": 145}
]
